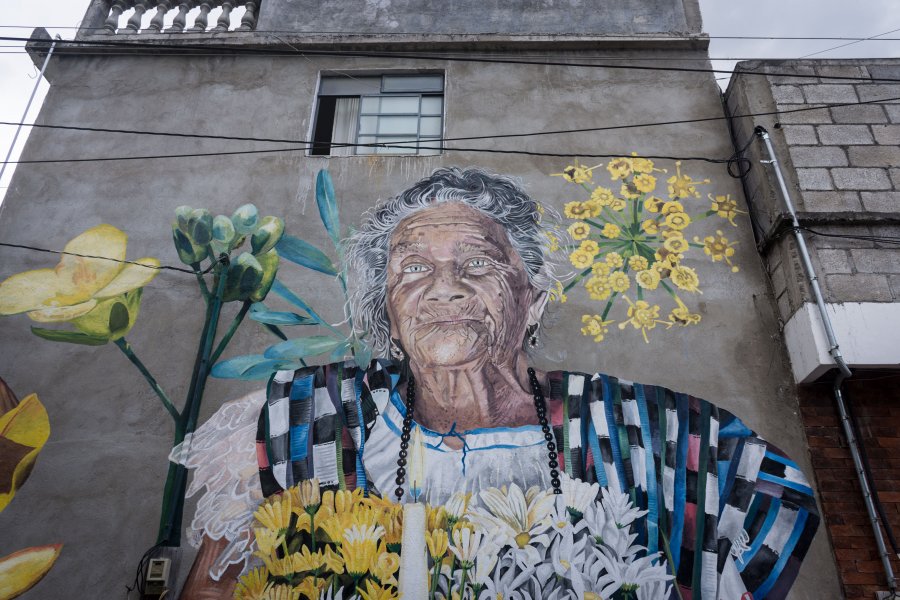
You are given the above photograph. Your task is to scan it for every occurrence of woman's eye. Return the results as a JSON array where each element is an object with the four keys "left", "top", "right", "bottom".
[
  {"left": 467, "top": 258, "right": 490, "bottom": 269},
  {"left": 402, "top": 263, "right": 430, "bottom": 274}
]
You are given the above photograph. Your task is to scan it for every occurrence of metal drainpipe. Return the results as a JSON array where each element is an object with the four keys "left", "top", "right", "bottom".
[
  {"left": 756, "top": 125, "right": 898, "bottom": 594},
  {"left": 0, "top": 35, "right": 58, "bottom": 191}
]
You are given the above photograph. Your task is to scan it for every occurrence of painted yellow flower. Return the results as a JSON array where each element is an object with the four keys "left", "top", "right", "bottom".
[
  {"left": 549, "top": 280, "right": 567, "bottom": 303},
  {"left": 610, "top": 198, "right": 627, "bottom": 212},
  {"left": 643, "top": 196, "right": 665, "bottom": 213},
  {"left": 426, "top": 529, "right": 449, "bottom": 560},
  {"left": 298, "top": 478, "right": 321, "bottom": 513},
  {"left": 585, "top": 276, "right": 612, "bottom": 301},
  {"left": 710, "top": 193, "right": 747, "bottom": 226},
  {"left": 633, "top": 173, "right": 657, "bottom": 193},
  {"left": 600, "top": 223, "right": 621, "bottom": 239},
  {"left": 631, "top": 154, "right": 655, "bottom": 174},
  {"left": 563, "top": 201, "right": 591, "bottom": 219},
  {"left": 591, "top": 186, "right": 616, "bottom": 206},
  {"left": 608, "top": 271, "right": 630, "bottom": 293},
  {"left": 567, "top": 222, "right": 591, "bottom": 240},
  {"left": 620, "top": 181, "right": 641, "bottom": 199},
  {"left": 670, "top": 265, "right": 701, "bottom": 293},
  {"left": 382, "top": 506, "right": 403, "bottom": 547},
  {"left": 357, "top": 580, "right": 397, "bottom": 600},
  {"left": 342, "top": 524, "right": 382, "bottom": 578},
  {"left": 581, "top": 314, "right": 613, "bottom": 342},
  {"left": 663, "top": 236, "right": 689, "bottom": 255},
  {"left": 323, "top": 546, "right": 344, "bottom": 573},
  {"left": 591, "top": 261, "right": 611, "bottom": 277},
  {"left": 641, "top": 219, "right": 659, "bottom": 235},
  {"left": 664, "top": 212, "right": 691, "bottom": 231},
  {"left": 605, "top": 252, "right": 624, "bottom": 269},
  {"left": 607, "top": 157, "right": 634, "bottom": 180},
  {"left": 553, "top": 162, "right": 594, "bottom": 184},
  {"left": 0, "top": 224, "right": 159, "bottom": 338},
  {"left": 618, "top": 298, "right": 663, "bottom": 343},
  {"left": 254, "top": 495, "right": 294, "bottom": 534},
  {"left": 579, "top": 240, "right": 600, "bottom": 257},
  {"left": 661, "top": 200, "right": 684, "bottom": 215},
  {"left": 234, "top": 567, "right": 269, "bottom": 600},
  {"left": 628, "top": 255, "right": 649, "bottom": 271},
  {"left": 292, "top": 546, "right": 326, "bottom": 573},
  {"left": 635, "top": 269, "right": 661, "bottom": 290},
  {"left": 569, "top": 249, "right": 594, "bottom": 269},
  {"left": 667, "top": 161, "right": 709, "bottom": 199},
  {"left": 294, "top": 577, "right": 325, "bottom": 600},
  {"left": 254, "top": 528, "right": 284, "bottom": 558},
  {"left": 371, "top": 550, "right": 400, "bottom": 586},
  {"left": 545, "top": 232, "right": 560, "bottom": 252},
  {"left": 695, "top": 230, "right": 739, "bottom": 271},
  {"left": 668, "top": 299, "right": 702, "bottom": 326}
]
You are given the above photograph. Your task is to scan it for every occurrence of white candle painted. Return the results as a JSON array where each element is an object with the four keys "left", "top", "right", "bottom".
[{"left": 398, "top": 502, "right": 428, "bottom": 599}]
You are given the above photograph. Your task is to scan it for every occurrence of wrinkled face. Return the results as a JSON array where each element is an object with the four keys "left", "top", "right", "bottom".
[{"left": 386, "top": 202, "right": 543, "bottom": 368}]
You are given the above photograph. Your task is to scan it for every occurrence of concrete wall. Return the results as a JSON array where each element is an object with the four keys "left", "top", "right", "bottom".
[{"left": 0, "top": 38, "right": 836, "bottom": 599}]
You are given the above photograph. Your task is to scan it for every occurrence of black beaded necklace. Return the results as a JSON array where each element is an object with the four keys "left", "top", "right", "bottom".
[{"left": 393, "top": 366, "right": 563, "bottom": 501}]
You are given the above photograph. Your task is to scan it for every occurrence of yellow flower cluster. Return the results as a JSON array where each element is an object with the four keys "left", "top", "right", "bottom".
[{"left": 551, "top": 154, "right": 742, "bottom": 344}]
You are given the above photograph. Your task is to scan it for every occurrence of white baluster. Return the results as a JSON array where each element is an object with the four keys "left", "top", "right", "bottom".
[
  {"left": 188, "top": 1, "right": 212, "bottom": 31},
  {"left": 103, "top": 0, "right": 129, "bottom": 34},
  {"left": 238, "top": 1, "right": 258, "bottom": 31},
  {"left": 166, "top": 1, "right": 192, "bottom": 32},
  {"left": 214, "top": 1, "right": 234, "bottom": 32},
  {"left": 146, "top": 1, "right": 171, "bottom": 32},
  {"left": 123, "top": 1, "right": 148, "bottom": 33}
]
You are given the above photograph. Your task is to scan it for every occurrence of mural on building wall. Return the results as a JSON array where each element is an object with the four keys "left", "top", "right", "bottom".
[{"left": 0, "top": 163, "right": 816, "bottom": 600}]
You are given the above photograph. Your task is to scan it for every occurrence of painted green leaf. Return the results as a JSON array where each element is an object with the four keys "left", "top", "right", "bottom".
[
  {"left": 329, "top": 344, "right": 349, "bottom": 362},
  {"left": 249, "top": 249, "right": 279, "bottom": 303},
  {"left": 30, "top": 327, "right": 108, "bottom": 346},
  {"left": 261, "top": 323, "right": 288, "bottom": 341},
  {"left": 271, "top": 279, "right": 317, "bottom": 316},
  {"left": 316, "top": 170, "right": 340, "bottom": 246},
  {"left": 352, "top": 339, "right": 373, "bottom": 370},
  {"left": 210, "top": 355, "right": 300, "bottom": 380},
  {"left": 0, "top": 394, "right": 50, "bottom": 513},
  {"left": 249, "top": 302, "right": 316, "bottom": 326},
  {"left": 264, "top": 335, "right": 346, "bottom": 360},
  {"left": 275, "top": 235, "right": 337, "bottom": 276}
]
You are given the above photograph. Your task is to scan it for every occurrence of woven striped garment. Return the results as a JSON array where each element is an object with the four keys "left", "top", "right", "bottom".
[{"left": 256, "top": 359, "right": 819, "bottom": 600}]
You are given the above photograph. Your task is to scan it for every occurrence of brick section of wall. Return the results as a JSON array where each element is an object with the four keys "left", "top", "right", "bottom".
[{"left": 799, "top": 374, "right": 900, "bottom": 599}]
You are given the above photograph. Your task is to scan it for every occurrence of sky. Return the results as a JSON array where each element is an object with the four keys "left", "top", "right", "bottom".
[{"left": 1, "top": 0, "right": 899, "bottom": 202}]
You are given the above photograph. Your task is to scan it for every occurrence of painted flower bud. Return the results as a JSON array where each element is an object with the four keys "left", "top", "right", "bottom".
[
  {"left": 174, "top": 205, "right": 193, "bottom": 233},
  {"left": 211, "top": 214, "right": 237, "bottom": 257},
  {"left": 188, "top": 209, "right": 213, "bottom": 245},
  {"left": 223, "top": 252, "right": 263, "bottom": 302},
  {"left": 172, "top": 224, "right": 209, "bottom": 266},
  {"left": 250, "top": 216, "right": 285, "bottom": 256},
  {"left": 249, "top": 249, "right": 279, "bottom": 303},
  {"left": 231, "top": 204, "right": 259, "bottom": 235},
  {"left": 71, "top": 288, "right": 144, "bottom": 340}
]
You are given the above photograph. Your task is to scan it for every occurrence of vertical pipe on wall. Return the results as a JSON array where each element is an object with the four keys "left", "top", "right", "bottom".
[{"left": 756, "top": 126, "right": 898, "bottom": 595}]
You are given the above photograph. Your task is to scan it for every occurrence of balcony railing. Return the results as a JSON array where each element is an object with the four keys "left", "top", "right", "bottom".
[{"left": 94, "top": 1, "right": 258, "bottom": 35}]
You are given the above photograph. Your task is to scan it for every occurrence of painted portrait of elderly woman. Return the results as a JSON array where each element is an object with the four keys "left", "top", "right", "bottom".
[{"left": 178, "top": 168, "right": 819, "bottom": 599}]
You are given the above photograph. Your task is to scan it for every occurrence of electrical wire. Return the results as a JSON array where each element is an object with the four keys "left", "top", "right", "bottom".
[
  {"left": 0, "top": 241, "right": 226, "bottom": 276},
  {"left": 5, "top": 35, "right": 900, "bottom": 83}
]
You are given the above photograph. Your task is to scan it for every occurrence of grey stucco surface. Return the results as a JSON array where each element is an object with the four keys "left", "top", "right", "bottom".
[{"left": 0, "top": 43, "right": 837, "bottom": 599}]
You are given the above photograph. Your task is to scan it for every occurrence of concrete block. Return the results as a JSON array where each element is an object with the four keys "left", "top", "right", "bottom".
[
  {"left": 776, "top": 290, "right": 791, "bottom": 321},
  {"left": 860, "top": 191, "right": 900, "bottom": 212},
  {"left": 801, "top": 84, "right": 858, "bottom": 104},
  {"left": 769, "top": 262, "right": 788, "bottom": 297},
  {"left": 847, "top": 146, "right": 900, "bottom": 168},
  {"left": 849, "top": 249, "right": 900, "bottom": 274},
  {"left": 807, "top": 224, "right": 875, "bottom": 249},
  {"left": 856, "top": 85, "right": 900, "bottom": 103},
  {"left": 817, "top": 249, "right": 852, "bottom": 274},
  {"left": 767, "top": 66, "right": 817, "bottom": 85},
  {"left": 831, "top": 168, "right": 892, "bottom": 190},
  {"left": 886, "top": 105, "right": 900, "bottom": 123},
  {"left": 816, "top": 65, "right": 869, "bottom": 81},
  {"left": 781, "top": 125, "right": 817, "bottom": 145},
  {"left": 800, "top": 191, "right": 862, "bottom": 212},
  {"left": 891, "top": 168, "right": 900, "bottom": 188},
  {"left": 772, "top": 85, "right": 804, "bottom": 104},
  {"left": 830, "top": 104, "right": 887, "bottom": 124},
  {"left": 825, "top": 274, "right": 892, "bottom": 302},
  {"left": 789, "top": 146, "right": 848, "bottom": 167},
  {"left": 816, "top": 125, "right": 874, "bottom": 145},
  {"left": 889, "top": 275, "right": 900, "bottom": 301},
  {"left": 872, "top": 124, "right": 900, "bottom": 145},
  {"left": 868, "top": 66, "right": 900, "bottom": 81},
  {"left": 796, "top": 168, "right": 833, "bottom": 190},
  {"left": 776, "top": 104, "right": 833, "bottom": 125}
]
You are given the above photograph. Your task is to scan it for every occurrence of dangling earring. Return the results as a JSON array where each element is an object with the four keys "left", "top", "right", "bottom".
[
  {"left": 527, "top": 323, "right": 539, "bottom": 348},
  {"left": 390, "top": 338, "right": 406, "bottom": 361}
]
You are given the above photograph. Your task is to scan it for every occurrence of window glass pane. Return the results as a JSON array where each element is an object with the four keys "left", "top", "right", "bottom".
[
  {"left": 418, "top": 139, "right": 442, "bottom": 155},
  {"left": 376, "top": 137, "right": 417, "bottom": 154},
  {"left": 360, "top": 96, "right": 380, "bottom": 113},
  {"left": 358, "top": 116, "right": 377, "bottom": 135},
  {"left": 419, "top": 116, "right": 442, "bottom": 136},
  {"left": 356, "top": 135, "right": 377, "bottom": 154},
  {"left": 378, "top": 116, "right": 419, "bottom": 135},
  {"left": 379, "top": 96, "right": 420, "bottom": 114},
  {"left": 420, "top": 96, "right": 443, "bottom": 115},
  {"left": 382, "top": 75, "right": 443, "bottom": 93}
]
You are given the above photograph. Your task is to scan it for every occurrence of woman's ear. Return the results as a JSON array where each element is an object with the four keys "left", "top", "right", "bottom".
[{"left": 526, "top": 290, "right": 549, "bottom": 329}]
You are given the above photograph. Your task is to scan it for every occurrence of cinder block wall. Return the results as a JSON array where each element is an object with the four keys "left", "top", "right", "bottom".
[{"left": 727, "top": 60, "right": 900, "bottom": 598}]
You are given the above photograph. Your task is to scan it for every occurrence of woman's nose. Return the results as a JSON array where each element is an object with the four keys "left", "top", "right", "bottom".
[{"left": 425, "top": 268, "right": 470, "bottom": 302}]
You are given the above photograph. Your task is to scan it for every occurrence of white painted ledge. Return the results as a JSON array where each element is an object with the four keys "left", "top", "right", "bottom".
[{"left": 783, "top": 302, "right": 900, "bottom": 383}]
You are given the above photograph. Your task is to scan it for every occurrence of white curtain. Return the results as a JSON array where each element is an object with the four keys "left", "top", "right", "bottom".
[{"left": 330, "top": 97, "right": 360, "bottom": 156}]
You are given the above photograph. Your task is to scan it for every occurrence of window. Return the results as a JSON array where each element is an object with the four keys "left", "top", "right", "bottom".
[{"left": 311, "top": 74, "right": 444, "bottom": 156}]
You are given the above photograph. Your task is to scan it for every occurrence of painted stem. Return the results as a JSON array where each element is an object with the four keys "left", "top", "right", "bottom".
[
  {"left": 114, "top": 338, "right": 179, "bottom": 422},
  {"left": 209, "top": 300, "right": 250, "bottom": 366},
  {"left": 192, "top": 265, "right": 211, "bottom": 302}
]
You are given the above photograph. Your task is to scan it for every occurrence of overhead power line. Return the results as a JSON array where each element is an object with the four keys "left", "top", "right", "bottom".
[
  {"left": 1, "top": 95, "right": 897, "bottom": 166},
  {"left": 3, "top": 35, "right": 900, "bottom": 83}
]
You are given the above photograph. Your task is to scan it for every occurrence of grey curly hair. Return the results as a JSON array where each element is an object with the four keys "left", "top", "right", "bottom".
[{"left": 346, "top": 166, "right": 562, "bottom": 358}]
